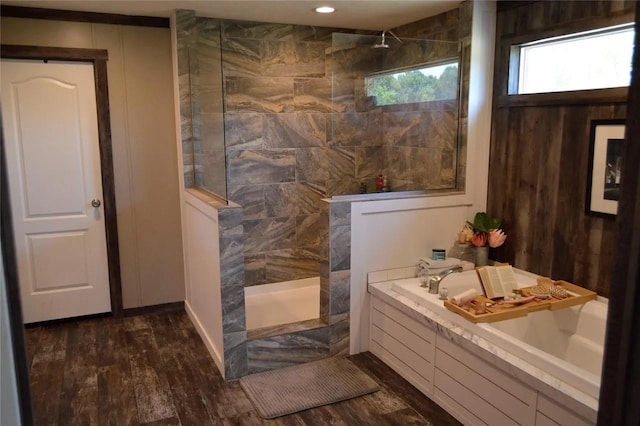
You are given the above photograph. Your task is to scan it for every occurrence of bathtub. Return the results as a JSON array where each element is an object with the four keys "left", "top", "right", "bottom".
[
  {"left": 244, "top": 277, "right": 320, "bottom": 330},
  {"left": 389, "top": 268, "right": 606, "bottom": 401}
]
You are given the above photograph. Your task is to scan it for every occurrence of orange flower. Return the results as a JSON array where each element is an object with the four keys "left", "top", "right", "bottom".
[{"left": 471, "top": 232, "right": 487, "bottom": 247}]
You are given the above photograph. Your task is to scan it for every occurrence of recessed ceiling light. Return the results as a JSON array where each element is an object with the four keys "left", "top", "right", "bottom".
[{"left": 315, "top": 6, "right": 335, "bottom": 14}]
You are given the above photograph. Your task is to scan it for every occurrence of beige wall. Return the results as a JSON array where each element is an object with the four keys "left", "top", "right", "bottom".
[{"left": 1, "top": 17, "right": 185, "bottom": 308}]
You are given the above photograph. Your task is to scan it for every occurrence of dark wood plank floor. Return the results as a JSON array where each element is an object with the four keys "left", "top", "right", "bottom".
[{"left": 25, "top": 310, "right": 460, "bottom": 425}]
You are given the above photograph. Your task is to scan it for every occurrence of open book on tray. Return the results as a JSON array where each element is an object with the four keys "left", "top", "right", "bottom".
[{"left": 476, "top": 265, "right": 518, "bottom": 299}]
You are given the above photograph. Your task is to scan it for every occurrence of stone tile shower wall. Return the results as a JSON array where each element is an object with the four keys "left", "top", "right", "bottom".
[
  {"left": 329, "top": 36, "right": 461, "bottom": 193},
  {"left": 223, "top": 20, "right": 466, "bottom": 285},
  {"left": 380, "top": 40, "right": 460, "bottom": 190},
  {"left": 221, "top": 23, "right": 339, "bottom": 287},
  {"left": 328, "top": 41, "right": 384, "bottom": 195},
  {"left": 391, "top": 2, "right": 473, "bottom": 190}
]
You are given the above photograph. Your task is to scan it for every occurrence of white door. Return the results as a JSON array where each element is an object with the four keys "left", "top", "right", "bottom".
[{"left": 1, "top": 59, "right": 111, "bottom": 323}]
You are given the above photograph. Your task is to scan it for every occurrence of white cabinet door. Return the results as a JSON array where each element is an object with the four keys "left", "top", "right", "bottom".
[{"left": 1, "top": 59, "right": 111, "bottom": 323}]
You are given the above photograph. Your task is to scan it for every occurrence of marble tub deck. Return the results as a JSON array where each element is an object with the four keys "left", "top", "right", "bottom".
[{"left": 368, "top": 280, "right": 599, "bottom": 423}]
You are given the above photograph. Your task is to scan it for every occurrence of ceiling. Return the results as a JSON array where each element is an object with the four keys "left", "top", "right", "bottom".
[{"left": 2, "top": 0, "right": 463, "bottom": 31}]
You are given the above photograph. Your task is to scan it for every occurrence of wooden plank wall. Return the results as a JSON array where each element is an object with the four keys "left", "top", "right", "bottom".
[{"left": 488, "top": 1, "right": 635, "bottom": 296}]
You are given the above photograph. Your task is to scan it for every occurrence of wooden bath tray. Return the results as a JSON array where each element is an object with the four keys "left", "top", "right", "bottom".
[{"left": 444, "top": 279, "right": 597, "bottom": 323}]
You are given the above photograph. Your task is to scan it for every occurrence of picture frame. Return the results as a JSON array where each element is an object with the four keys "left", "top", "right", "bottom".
[{"left": 585, "top": 119, "right": 626, "bottom": 218}]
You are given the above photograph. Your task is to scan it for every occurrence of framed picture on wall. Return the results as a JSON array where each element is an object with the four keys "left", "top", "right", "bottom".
[{"left": 586, "top": 119, "right": 626, "bottom": 218}]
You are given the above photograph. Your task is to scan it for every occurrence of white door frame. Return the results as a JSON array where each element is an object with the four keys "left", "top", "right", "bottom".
[{"left": 1, "top": 44, "right": 123, "bottom": 317}]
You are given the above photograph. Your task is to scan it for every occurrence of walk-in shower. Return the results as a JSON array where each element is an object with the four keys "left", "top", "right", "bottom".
[
  {"left": 185, "top": 26, "right": 463, "bottom": 331},
  {"left": 178, "top": 11, "right": 464, "bottom": 376}
]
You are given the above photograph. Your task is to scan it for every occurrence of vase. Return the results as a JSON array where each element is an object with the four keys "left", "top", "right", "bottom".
[
  {"left": 475, "top": 246, "right": 489, "bottom": 266},
  {"left": 449, "top": 242, "right": 475, "bottom": 264}
]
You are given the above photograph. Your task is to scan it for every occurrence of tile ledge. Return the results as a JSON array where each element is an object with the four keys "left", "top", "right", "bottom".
[
  {"left": 185, "top": 187, "right": 241, "bottom": 209},
  {"left": 246, "top": 318, "right": 328, "bottom": 341}
]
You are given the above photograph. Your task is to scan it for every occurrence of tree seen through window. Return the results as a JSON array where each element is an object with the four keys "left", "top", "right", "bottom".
[{"left": 366, "top": 62, "right": 458, "bottom": 106}]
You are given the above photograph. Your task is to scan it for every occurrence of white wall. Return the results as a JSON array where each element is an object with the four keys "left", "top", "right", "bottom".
[
  {"left": 466, "top": 0, "right": 497, "bottom": 210},
  {"left": 1, "top": 18, "right": 185, "bottom": 309},
  {"left": 350, "top": 0, "right": 497, "bottom": 354},
  {"left": 182, "top": 191, "right": 224, "bottom": 375},
  {"left": 351, "top": 195, "right": 475, "bottom": 352}
]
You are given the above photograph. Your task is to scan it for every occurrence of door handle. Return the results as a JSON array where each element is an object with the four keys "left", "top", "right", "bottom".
[{"left": 91, "top": 199, "right": 101, "bottom": 208}]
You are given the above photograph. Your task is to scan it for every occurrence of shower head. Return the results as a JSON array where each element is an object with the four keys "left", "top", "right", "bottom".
[{"left": 372, "top": 30, "right": 401, "bottom": 49}]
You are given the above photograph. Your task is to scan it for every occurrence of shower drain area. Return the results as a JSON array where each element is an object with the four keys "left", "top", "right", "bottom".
[{"left": 244, "top": 277, "right": 321, "bottom": 333}]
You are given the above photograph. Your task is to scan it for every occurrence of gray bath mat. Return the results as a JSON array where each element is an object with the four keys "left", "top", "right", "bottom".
[{"left": 239, "top": 357, "right": 380, "bottom": 419}]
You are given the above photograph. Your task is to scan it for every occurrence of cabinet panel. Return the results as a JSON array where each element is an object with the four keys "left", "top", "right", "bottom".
[
  {"left": 436, "top": 349, "right": 535, "bottom": 424},
  {"left": 537, "top": 395, "right": 593, "bottom": 426},
  {"left": 371, "top": 326, "right": 433, "bottom": 383},
  {"left": 433, "top": 387, "right": 486, "bottom": 426},
  {"left": 372, "top": 308, "right": 434, "bottom": 359},
  {"left": 437, "top": 336, "right": 537, "bottom": 406},
  {"left": 435, "top": 368, "right": 519, "bottom": 426},
  {"left": 372, "top": 296, "right": 435, "bottom": 342},
  {"left": 370, "top": 340, "right": 433, "bottom": 396},
  {"left": 535, "top": 412, "right": 560, "bottom": 426}
]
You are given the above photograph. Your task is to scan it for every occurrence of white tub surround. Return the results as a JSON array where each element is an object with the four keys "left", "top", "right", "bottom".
[
  {"left": 368, "top": 273, "right": 601, "bottom": 425},
  {"left": 245, "top": 278, "right": 320, "bottom": 331},
  {"left": 387, "top": 269, "right": 605, "bottom": 400}
]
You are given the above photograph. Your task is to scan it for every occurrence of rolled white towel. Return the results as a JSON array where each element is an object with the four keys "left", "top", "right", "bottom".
[
  {"left": 460, "top": 260, "right": 475, "bottom": 271},
  {"left": 425, "top": 257, "right": 461, "bottom": 269},
  {"left": 451, "top": 288, "right": 478, "bottom": 305},
  {"left": 416, "top": 257, "right": 461, "bottom": 272}
]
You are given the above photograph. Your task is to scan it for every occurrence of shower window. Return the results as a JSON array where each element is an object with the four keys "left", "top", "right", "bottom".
[{"left": 365, "top": 60, "right": 458, "bottom": 106}]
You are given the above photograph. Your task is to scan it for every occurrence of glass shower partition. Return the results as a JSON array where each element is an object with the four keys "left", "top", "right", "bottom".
[
  {"left": 189, "top": 18, "right": 228, "bottom": 200},
  {"left": 329, "top": 33, "right": 462, "bottom": 196}
]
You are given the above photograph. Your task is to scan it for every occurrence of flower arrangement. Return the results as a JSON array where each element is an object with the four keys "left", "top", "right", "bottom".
[{"left": 458, "top": 212, "right": 507, "bottom": 248}]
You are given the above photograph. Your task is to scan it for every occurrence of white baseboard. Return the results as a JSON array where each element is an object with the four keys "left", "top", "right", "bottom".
[{"left": 185, "top": 300, "right": 225, "bottom": 379}]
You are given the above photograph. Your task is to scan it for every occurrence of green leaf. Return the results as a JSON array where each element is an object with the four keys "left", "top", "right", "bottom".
[
  {"left": 473, "top": 212, "right": 488, "bottom": 232},
  {"left": 488, "top": 217, "right": 501, "bottom": 230},
  {"left": 470, "top": 212, "right": 501, "bottom": 232}
]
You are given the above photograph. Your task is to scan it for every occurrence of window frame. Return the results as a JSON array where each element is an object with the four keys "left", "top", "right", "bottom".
[
  {"left": 515, "top": 24, "right": 634, "bottom": 95},
  {"left": 497, "top": 14, "right": 633, "bottom": 108}
]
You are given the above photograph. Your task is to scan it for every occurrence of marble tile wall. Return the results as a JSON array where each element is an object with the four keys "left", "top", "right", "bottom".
[
  {"left": 329, "top": 32, "right": 462, "bottom": 194},
  {"left": 246, "top": 327, "right": 330, "bottom": 374},
  {"left": 391, "top": 1, "right": 473, "bottom": 192},
  {"left": 327, "top": 201, "right": 352, "bottom": 357},
  {"left": 221, "top": 22, "right": 340, "bottom": 287}
]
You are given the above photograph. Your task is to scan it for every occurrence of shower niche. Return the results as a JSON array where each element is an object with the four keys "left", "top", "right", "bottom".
[{"left": 329, "top": 33, "right": 462, "bottom": 195}]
